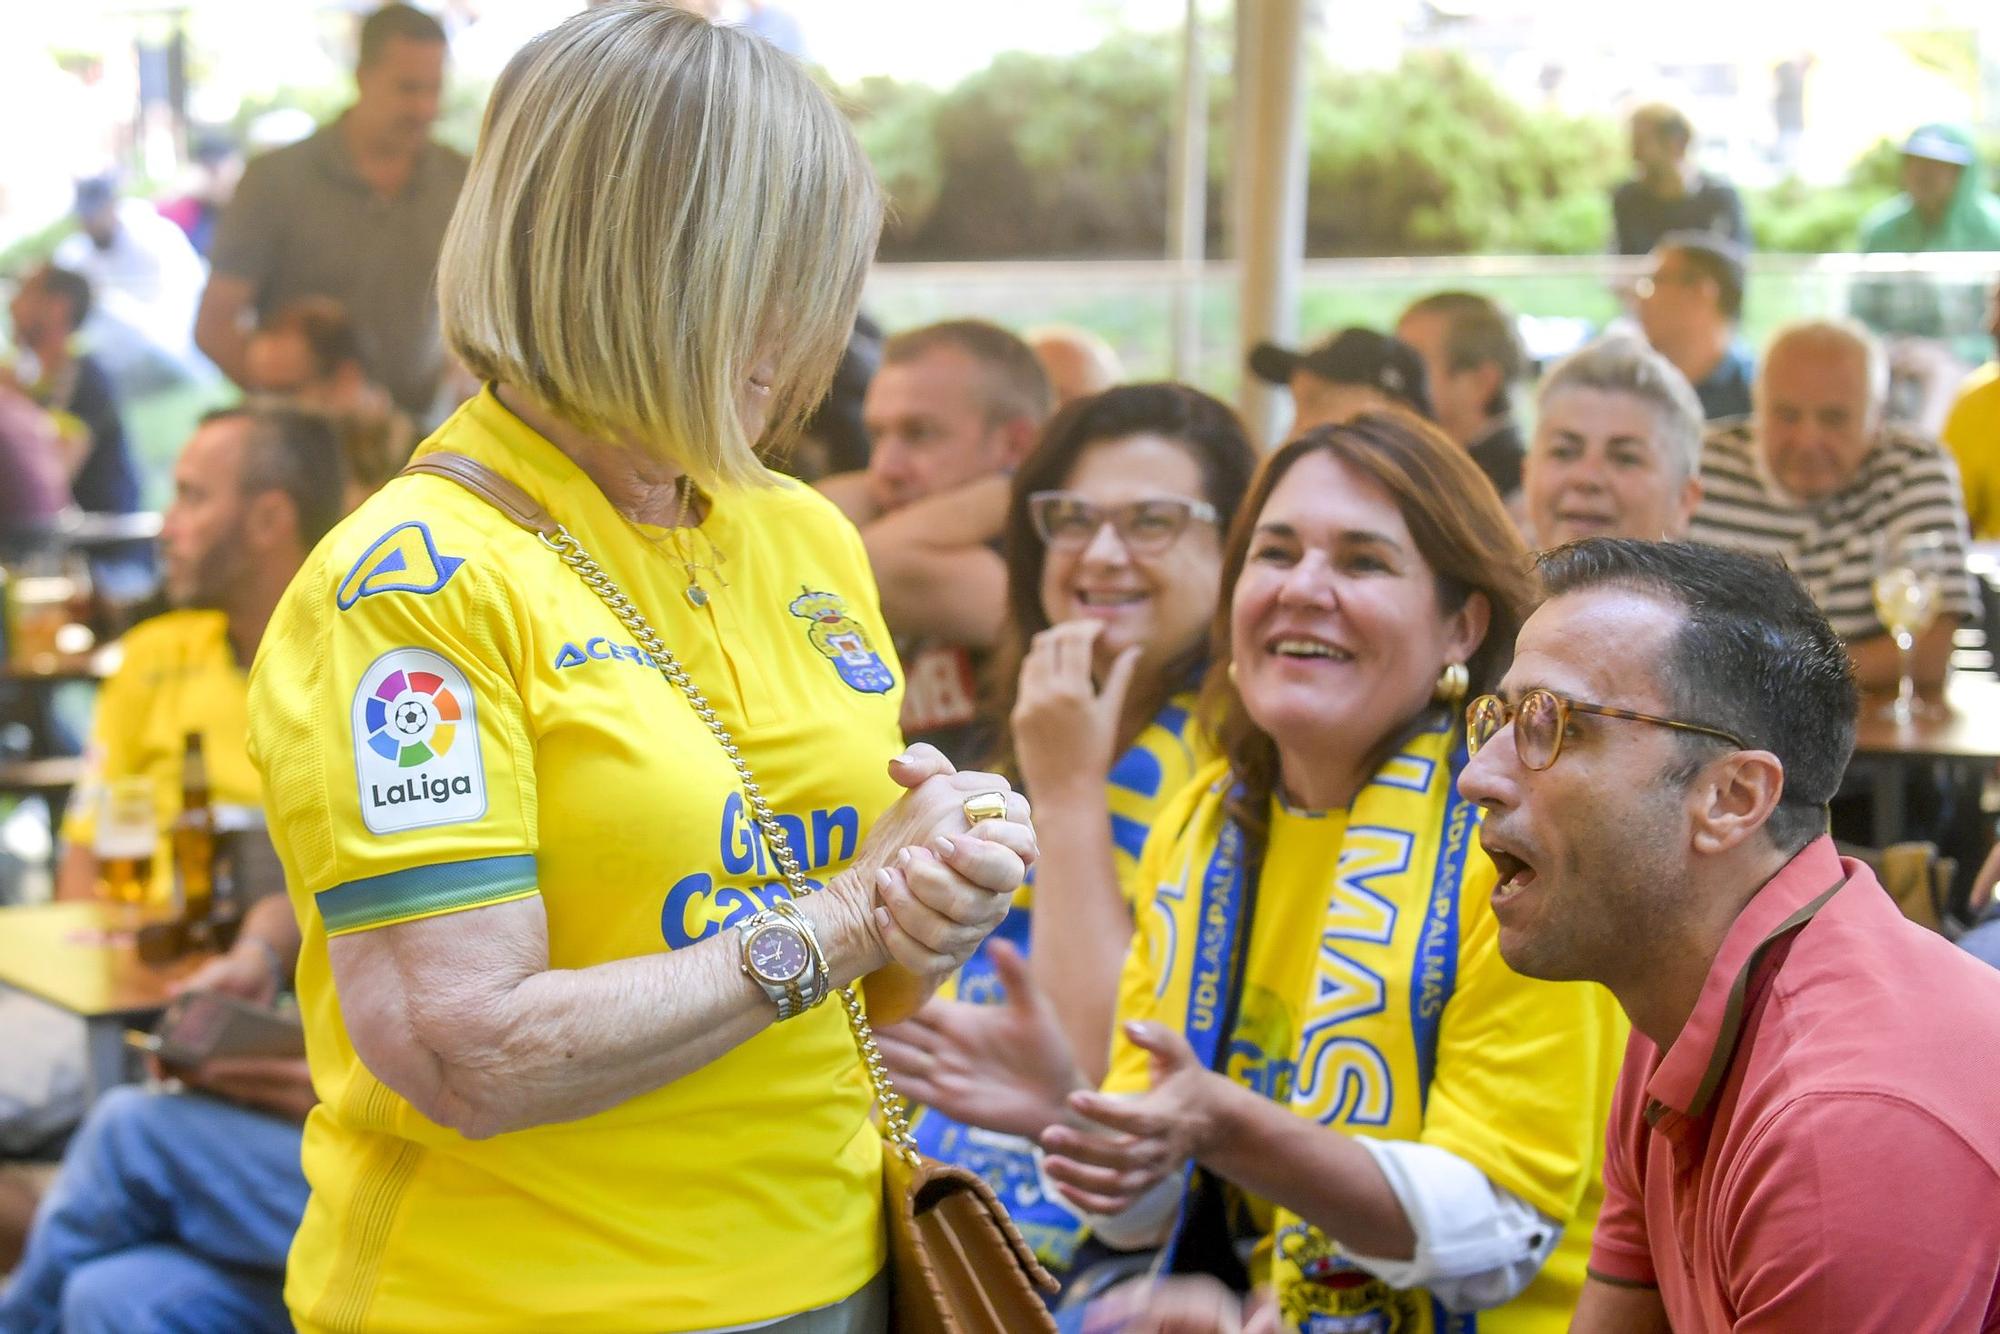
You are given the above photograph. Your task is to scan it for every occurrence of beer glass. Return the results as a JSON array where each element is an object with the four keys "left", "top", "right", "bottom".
[{"left": 95, "top": 777, "right": 159, "bottom": 906}]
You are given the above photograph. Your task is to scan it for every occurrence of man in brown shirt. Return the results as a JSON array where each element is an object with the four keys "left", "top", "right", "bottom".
[{"left": 195, "top": 5, "right": 468, "bottom": 424}]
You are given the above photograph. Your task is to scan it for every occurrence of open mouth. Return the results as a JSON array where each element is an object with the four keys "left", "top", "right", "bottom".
[
  {"left": 1555, "top": 511, "right": 1615, "bottom": 532},
  {"left": 1267, "top": 636, "right": 1354, "bottom": 662},
  {"left": 1075, "top": 590, "right": 1148, "bottom": 609},
  {"left": 1483, "top": 838, "right": 1540, "bottom": 902}
]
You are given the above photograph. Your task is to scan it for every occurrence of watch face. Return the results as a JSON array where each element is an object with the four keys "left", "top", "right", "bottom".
[{"left": 747, "top": 922, "right": 809, "bottom": 983}]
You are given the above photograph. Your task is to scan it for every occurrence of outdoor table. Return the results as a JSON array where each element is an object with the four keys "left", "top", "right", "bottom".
[
  {"left": 0, "top": 756, "right": 84, "bottom": 806},
  {"left": 1850, "top": 674, "right": 2000, "bottom": 846},
  {"left": 0, "top": 902, "right": 208, "bottom": 1100}
]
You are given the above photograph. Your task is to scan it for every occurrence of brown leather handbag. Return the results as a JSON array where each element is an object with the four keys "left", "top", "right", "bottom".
[{"left": 403, "top": 454, "right": 1059, "bottom": 1332}]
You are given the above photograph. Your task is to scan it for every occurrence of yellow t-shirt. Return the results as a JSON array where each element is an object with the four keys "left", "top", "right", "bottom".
[
  {"left": 62, "top": 610, "right": 257, "bottom": 899},
  {"left": 247, "top": 389, "right": 906, "bottom": 1333},
  {"left": 1109, "top": 759, "right": 1625, "bottom": 1334},
  {"left": 1943, "top": 362, "right": 2000, "bottom": 540}
]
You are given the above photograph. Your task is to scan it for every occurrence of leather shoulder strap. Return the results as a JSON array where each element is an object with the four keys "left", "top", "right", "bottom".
[{"left": 400, "top": 452, "right": 559, "bottom": 539}]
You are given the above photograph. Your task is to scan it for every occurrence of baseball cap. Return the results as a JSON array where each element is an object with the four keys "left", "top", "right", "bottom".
[
  {"left": 72, "top": 175, "right": 117, "bottom": 217},
  {"left": 1248, "top": 327, "right": 1434, "bottom": 418},
  {"left": 1901, "top": 126, "right": 1975, "bottom": 167},
  {"left": 1655, "top": 230, "right": 1747, "bottom": 316}
]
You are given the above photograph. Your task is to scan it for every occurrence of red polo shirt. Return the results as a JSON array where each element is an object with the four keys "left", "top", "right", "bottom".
[{"left": 1588, "top": 834, "right": 2000, "bottom": 1331}]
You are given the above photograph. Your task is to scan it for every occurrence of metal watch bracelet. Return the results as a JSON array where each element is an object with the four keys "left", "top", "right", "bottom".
[{"left": 769, "top": 897, "right": 832, "bottom": 1013}]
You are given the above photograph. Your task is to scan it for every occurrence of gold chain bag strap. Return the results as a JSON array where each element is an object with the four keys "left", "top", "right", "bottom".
[{"left": 402, "top": 454, "right": 1058, "bottom": 1334}]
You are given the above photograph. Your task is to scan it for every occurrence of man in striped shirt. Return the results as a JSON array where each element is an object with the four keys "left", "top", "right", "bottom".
[{"left": 1690, "top": 319, "right": 1974, "bottom": 693}]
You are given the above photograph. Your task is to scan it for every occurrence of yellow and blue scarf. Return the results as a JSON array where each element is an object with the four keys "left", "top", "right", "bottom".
[{"left": 1151, "top": 716, "right": 1478, "bottom": 1334}]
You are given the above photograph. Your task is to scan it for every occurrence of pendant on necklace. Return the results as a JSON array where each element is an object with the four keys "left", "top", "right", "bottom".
[{"left": 685, "top": 583, "right": 708, "bottom": 608}]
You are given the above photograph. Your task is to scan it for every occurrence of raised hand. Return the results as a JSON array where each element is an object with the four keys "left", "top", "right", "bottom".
[{"left": 1012, "top": 621, "right": 1142, "bottom": 796}]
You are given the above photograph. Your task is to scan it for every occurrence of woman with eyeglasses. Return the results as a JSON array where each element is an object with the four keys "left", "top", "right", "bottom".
[
  {"left": 876, "top": 382, "right": 1255, "bottom": 1273},
  {"left": 968, "top": 413, "right": 1625, "bottom": 1331}
]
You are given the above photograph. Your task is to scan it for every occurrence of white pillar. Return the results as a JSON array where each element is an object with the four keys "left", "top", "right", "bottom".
[
  {"left": 1231, "top": 0, "right": 1309, "bottom": 447},
  {"left": 1166, "top": 0, "right": 1208, "bottom": 381}
]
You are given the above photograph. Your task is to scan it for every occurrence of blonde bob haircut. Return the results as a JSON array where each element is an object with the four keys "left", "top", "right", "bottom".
[{"left": 438, "top": 2, "right": 883, "bottom": 489}]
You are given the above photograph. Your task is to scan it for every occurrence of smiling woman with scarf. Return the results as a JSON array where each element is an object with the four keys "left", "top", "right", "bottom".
[{"left": 1014, "top": 412, "right": 1627, "bottom": 1333}]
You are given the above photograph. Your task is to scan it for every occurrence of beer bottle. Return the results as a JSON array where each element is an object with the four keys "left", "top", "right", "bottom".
[{"left": 173, "top": 732, "right": 216, "bottom": 927}]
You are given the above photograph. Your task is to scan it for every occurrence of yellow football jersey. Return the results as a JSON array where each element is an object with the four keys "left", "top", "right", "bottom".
[
  {"left": 1944, "top": 363, "right": 2000, "bottom": 539},
  {"left": 1109, "top": 758, "right": 1625, "bottom": 1334},
  {"left": 62, "top": 610, "right": 258, "bottom": 900},
  {"left": 248, "top": 388, "right": 906, "bottom": 1332}
]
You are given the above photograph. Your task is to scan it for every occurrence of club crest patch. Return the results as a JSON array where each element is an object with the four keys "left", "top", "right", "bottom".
[
  {"left": 788, "top": 588, "right": 895, "bottom": 695},
  {"left": 337, "top": 522, "right": 465, "bottom": 610},
  {"left": 352, "top": 648, "right": 487, "bottom": 833}
]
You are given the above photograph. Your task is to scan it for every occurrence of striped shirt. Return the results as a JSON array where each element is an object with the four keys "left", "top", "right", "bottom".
[{"left": 1690, "top": 421, "right": 1975, "bottom": 641}]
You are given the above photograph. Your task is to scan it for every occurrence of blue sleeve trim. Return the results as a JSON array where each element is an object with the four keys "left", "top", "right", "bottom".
[{"left": 316, "top": 853, "right": 537, "bottom": 935}]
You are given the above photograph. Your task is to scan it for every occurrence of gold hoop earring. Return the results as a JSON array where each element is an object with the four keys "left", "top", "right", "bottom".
[
  {"left": 1226, "top": 660, "right": 1239, "bottom": 686},
  {"left": 1434, "top": 662, "right": 1468, "bottom": 705}
]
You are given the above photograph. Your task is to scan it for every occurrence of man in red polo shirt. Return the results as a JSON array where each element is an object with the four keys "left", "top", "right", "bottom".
[{"left": 1459, "top": 537, "right": 2000, "bottom": 1333}]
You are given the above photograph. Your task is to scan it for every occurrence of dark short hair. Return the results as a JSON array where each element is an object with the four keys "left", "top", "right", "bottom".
[
  {"left": 1400, "top": 291, "right": 1525, "bottom": 416},
  {"left": 881, "top": 319, "right": 1054, "bottom": 427},
  {"left": 1656, "top": 231, "right": 1746, "bottom": 320},
  {"left": 988, "top": 381, "right": 1259, "bottom": 772},
  {"left": 797, "top": 313, "right": 883, "bottom": 476},
  {"left": 32, "top": 264, "right": 93, "bottom": 333},
  {"left": 200, "top": 405, "right": 347, "bottom": 549},
  {"left": 259, "top": 296, "right": 371, "bottom": 380},
  {"left": 359, "top": 3, "right": 447, "bottom": 69},
  {"left": 1632, "top": 102, "right": 1692, "bottom": 148},
  {"left": 1534, "top": 539, "right": 1857, "bottom": 852}
]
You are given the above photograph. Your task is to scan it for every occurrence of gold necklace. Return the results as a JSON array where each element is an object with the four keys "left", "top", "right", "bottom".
[{"left": 662, "top": 474, "right": 728, "bottom": 608}]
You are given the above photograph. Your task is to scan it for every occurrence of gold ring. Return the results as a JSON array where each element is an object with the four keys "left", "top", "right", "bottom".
[{"left": 961, "top": 791, "right": 1008, "bottom": 826}]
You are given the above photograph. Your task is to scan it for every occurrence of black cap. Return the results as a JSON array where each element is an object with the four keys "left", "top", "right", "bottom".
[{"left": 1248, "top": 327, "right": 1434, "bottom": 419}]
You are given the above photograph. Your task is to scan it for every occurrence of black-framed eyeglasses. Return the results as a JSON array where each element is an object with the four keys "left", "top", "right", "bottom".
[
  {"left": 1465, "top": 689, "right": 1745, "bottom": 772},
  {"left": 1026, "top": 491, "right": 1219, "bottom": 555}
]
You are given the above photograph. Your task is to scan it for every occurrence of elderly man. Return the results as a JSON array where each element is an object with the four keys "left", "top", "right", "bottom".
[
  {"left": 1611, "top": 104, "right": 1749, "bottom": 256},
  {"left": 1636, "top": 232, "right": 1756, "bottom": 421},
  {"left": 1396, "top": 291, "right": 1528, "bottom": 509},
  {"left": 1247, "top": 326, "right": 1433, "bottom": 437},
  {"left": 1460, "top": 539, "right": 2000, "bottom": 1332},
  {"left": 815, "top": 319, "right": 1052, "bottom": 762},
  {"left": 196, "top": 4, "right": 467, "bottom": 422},
  {"left": 1523, "top": 336, "right": 1703, "bottom": 549},
  {"left": 1689, "top": 319, "right": 1974, "bottom": 692}
]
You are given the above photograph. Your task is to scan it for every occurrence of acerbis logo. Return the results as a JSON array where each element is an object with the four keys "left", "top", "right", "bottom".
[{"left": 553, "top": 637, "right": 655, "bottom": 671}]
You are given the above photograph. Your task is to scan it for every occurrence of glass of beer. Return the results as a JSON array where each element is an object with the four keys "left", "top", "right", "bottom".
[{"left": 95, "top": 777, "right": 159, "bottom": 906}]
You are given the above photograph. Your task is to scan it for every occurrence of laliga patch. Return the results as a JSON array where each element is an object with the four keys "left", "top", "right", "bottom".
[
  {"left": 352, "top": 648, "right": 486, "bottom": 834},
  {"left": 337, "top": 522, "right": 465, "bottom": 610},
  {"left": 788, "top": 587, "right": 895, "bottom": 694}
]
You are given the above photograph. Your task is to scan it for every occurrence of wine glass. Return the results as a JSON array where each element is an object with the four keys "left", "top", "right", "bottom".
[{"left": 1871, "top": 531, "right": 1948, "bottom": 724}]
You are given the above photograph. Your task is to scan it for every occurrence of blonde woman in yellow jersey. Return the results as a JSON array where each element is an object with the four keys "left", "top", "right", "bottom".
[
  {"left": 879, "top": 384, "right": 1256, "bottom": 1272},
  {"left": 1026, "top": 414, "right": 1627, "bottom": 1332},
  {"left": 243, "top": 8, "right": 1037, "bottom": 1333}
]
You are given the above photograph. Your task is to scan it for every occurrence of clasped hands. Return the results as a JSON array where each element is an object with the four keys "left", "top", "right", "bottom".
[{"left": 831, "top": 743, "right": 1037, "bottom": 985}]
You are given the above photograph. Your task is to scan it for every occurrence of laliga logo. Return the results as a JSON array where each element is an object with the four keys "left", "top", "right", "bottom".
[{"left": 353, "top": 649, "right": 487, "bottom": 834}]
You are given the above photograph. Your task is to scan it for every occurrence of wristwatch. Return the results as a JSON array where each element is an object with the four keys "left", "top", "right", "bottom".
[{"left": 735, "top": 898, "right": 831, "bottom": 1020}]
